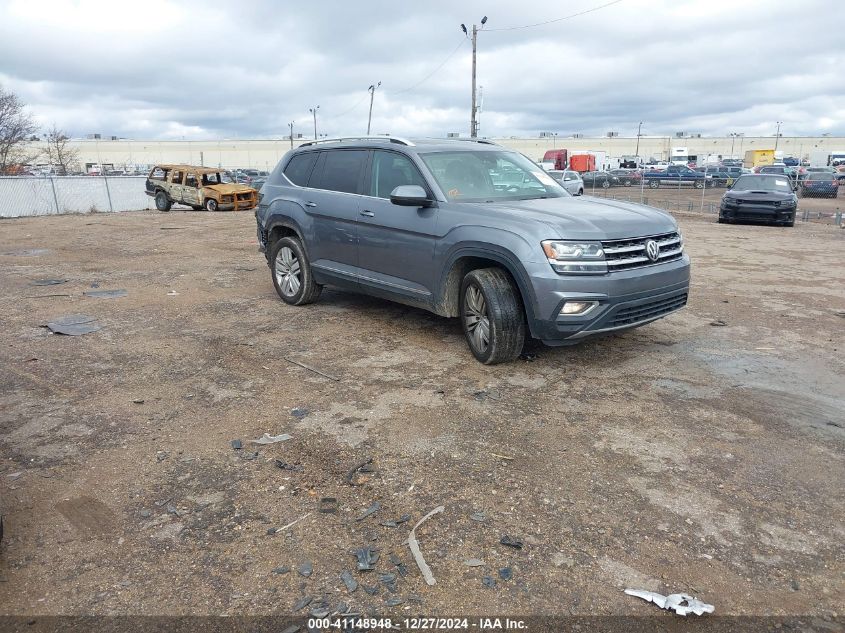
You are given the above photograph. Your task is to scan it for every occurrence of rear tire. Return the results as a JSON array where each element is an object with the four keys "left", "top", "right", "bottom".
[
  {"left": 694, "top": 180, "right": 704, "bottom": 189},
  {"left": 460, "top": 268, "right": 525, "bottom": 365},
  {"left": 649, "top": 180, "right": 660, "bottom": 189},
  {"left": 601, "top": 180, "right": 610, "bottom": 189},
  {"left": 155, "top": 191, "right": 171, "bottom": 212},
  {"left": 269, "top": 236, "right": 322, "bottom": 306},
  {"left": 577, "top": 188, "right": 583, "bottom": 196}
]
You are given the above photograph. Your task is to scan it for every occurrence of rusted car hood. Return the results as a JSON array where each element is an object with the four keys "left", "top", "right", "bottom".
[{"left": 205, "top": 184, "right": 256, "bottom": 195}]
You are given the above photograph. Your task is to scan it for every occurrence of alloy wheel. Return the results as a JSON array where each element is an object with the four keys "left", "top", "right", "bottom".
[
  {"left": 463, "top": 284, "right": 490, "bottom": 353},
  {"left": 274, "top": 246, "right": 301, "bottom": 297}
]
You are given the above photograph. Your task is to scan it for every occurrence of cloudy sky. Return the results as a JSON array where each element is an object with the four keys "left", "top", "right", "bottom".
[{"left": 1, "top": 0, "right": 842, "bottom": 140}]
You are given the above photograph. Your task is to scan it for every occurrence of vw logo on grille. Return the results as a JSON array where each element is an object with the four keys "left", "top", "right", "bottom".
[{"left": 645, "top": 239, "right": 660, "bottom": 262}]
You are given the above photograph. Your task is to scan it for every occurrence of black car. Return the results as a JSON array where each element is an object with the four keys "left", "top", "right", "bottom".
[
  {"left": 719, "top": 174, "right": 797, "bottom": 227},
  {"left": 581, "top": 171, "right": 620, "bottom": 189},
  {"left": 694, "top": 166, "right": 731, "bottom": 187},
  {"left": 608, "top": 169, "right": 641, "bottom": 186}
]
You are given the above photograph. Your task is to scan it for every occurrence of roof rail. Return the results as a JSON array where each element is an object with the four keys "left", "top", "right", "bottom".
[{"left": 299, "top": 136, "right": 415, "bottom": 147}]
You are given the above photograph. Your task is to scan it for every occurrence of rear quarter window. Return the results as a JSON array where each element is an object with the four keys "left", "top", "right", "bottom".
[{"left": 284, "top": 152, "right": 318, "bottom": 186}]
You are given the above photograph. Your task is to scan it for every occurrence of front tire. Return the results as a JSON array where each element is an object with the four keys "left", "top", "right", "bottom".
[
  {"left": 460, "top": 268, "right": 525, "bottom": 365},
  {"left": 269, "top": 236, "right": 321, "bottom": 306},
  {"left": 205, "top": 198, "right": 219, "bottom": 212},
  {"left": 694, "top": 180, "right": 704, "bottom": 189},
  {"left": 155, "top": 191, "right": 171, "bottom": 212}
]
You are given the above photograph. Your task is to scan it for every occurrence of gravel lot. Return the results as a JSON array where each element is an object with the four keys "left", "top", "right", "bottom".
[{"left": 0, "top": 208, "right": 843, "bottom": 622}]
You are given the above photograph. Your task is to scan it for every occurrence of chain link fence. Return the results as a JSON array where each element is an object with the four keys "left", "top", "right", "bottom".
[{"left": 0, "top": 176, "right": 152, "bottom": 218}]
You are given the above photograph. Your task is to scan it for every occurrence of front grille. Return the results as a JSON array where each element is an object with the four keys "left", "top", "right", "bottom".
[
  {"left": 601, "top": 231, "right": 683, "bottom": 272},
  {"left": 736, "top": 199, "right": 777, "bottom": 206},
  {"left": 607, "top": 293, "right": 688, "bottom": 328}
]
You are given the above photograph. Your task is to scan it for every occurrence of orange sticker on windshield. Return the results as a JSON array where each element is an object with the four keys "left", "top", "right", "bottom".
[{"left": 448, "top": 188, "right": 461, "bottom": 197}]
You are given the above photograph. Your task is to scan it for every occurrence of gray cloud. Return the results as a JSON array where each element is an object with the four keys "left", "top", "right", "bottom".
[{"left": 1, "top": 0, "right": 842, "bottom": 140}]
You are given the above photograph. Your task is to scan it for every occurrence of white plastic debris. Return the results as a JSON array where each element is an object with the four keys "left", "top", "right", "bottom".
[
  {"left": 251, "top": 433, "right": 292, "bottom": 445},
  {"left": 624, "top": 589, "right": 714, "bottom": 616},
  {"left": 407, "top": 505, "right": 445, "bottom": 586}
]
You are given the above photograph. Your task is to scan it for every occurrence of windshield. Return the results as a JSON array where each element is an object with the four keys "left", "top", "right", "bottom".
[
  {"left": 732, "top": 175, "right": 792, "bottom": 192},
  {"left": 419, "top": 150, "right": 567, "bottom": 202}
]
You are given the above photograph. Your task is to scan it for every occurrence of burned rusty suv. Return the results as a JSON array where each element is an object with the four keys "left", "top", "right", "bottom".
[{"left": 145, "top": 164, "right": 258, "bottom": 212}]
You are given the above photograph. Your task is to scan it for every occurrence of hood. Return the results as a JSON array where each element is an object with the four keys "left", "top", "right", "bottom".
[
  {"left": 724, "top": 188, "right": 793, "bottom": 200},
  {"left": 205, "top": 183, "right": 256, "bottom": 195},
  {"left": 478, "top": 196, "right": 677, "bottom": 240}
]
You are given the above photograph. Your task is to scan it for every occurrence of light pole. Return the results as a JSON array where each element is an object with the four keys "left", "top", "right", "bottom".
[
  {"left": 309, "top": 106, "right": 320, "bottom": 140},
  {"left": 461, "top": 16, "right": 487, "bottom": 138},
  {"left": 774, "top": 121, "right": 782, "bottom": 152},
  {"left": 288, "top": 121, "right": 295, "bottom": 149},
  {"left": 552, "top": 132, "right": 558, "bottom": 149},
  {"left": 729, "top": 132, "right": 737, "bottom": 158},
  {"left": 635, "top": 121, "right": 643, "bottom": 158},
  {"left": 367, "top": 82, "right": 381, "bottom": 135}
]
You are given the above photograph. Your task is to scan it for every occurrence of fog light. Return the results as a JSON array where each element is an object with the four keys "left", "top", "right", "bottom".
[{"left": 560, "top": 301, "right": 598, "bottom": 316}]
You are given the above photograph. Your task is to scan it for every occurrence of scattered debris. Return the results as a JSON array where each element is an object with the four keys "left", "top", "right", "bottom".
[
  {"left": 519, "top": 352, "right": 538, "bottom": 362},
  {"left": 139, "top": 509, "right": 152, "bottom": 519},
  {"left": 482, "top": 576, "right": 496, "bottom": 588},
  {"left": 240, "top": 451, "right": 259, "bottom": 461},
  {"left": 390, "top": 553, "right": 409, "bottom": 577},
  {"left": 379, "top": 514, "right": 411, "bottom": 528},
  {"left": 31, "top": 279, "right": 67, "bottom": 286},
  {"left": 159, "top": 226, "right": 188, "bottom": 231},
  {"left": 297, "top": 562, "right": 313, "bottom": 578},
  {"left": 44, "top": 314, "right": 101, "bottom": 336},
  {"left": 284, "top": 356, "right": 340, "bottom": 382},
  {"left": 280, "top": 512, "right": 311, "bottom": 533},
  {"left": 132, "top": 398, "right": 145, "bottom": 404},
  {"left": 498, "top": 567, "right": 513, "bottom": 581},
  {"left": 340, "top": 570, "right": 358, "bottom": 593},
  {"left": 407, "top": 505, "right": 445, "bottom": 586},
  {"left": 28, "top": 293, "right": 72, "bottom": 298},
  {"left": 353, "top": 547, "right": 380, "bottom": 571},
  {"left": 356, "top": 502, "right": 381, "bottom": 521},
  {"left": 491, "top": 452, "right": 514, "bottom": 461},
  {"left": 361, "top": 585, "right": 379, "bottom": 596},
  {"left": 378, "top": 572, "right": 398, "bottom": 593},
  {"left": 552, "top": 553, "right": 575, "bottom": 568},
  {"left": 230, "top": 439, "right": 243, "bottom": 450},
  {"left": 292, "top": 595, "right": 313, "bottom": 611},
  {"left": 167, "top": 290, "right": 180, "bottom": 296},
  {"left": 624, "top": 589, "right": 715, "bottom": 616},
  {"left": 290, "top": 407, "right": 309, "bottom": 419},
  {"left": 272, "top": 566, "right": 291, "bottom": 575},
  {"left": 83, "top": 289, "right": 127, "bottom": 299},
  {"left": 280, "top": 626, "right": 300, "bottom": 633},
  {"left": 155, "top": 451, "right": 168, "bottom": 462},
  {"left": 235, "top": 266, "right": 257, "bottom": 271},
  {"left": 275, "top": 460, "right": 304, "bottom": 472},
  {"left": 309, "top": 600, "right": 330, "bottom": 618},
  {"left": 464, "top": 559, "right": 485, "bottom": 567},
  {"left": 318, "top": 497, "right": 338, "bottom": 514},
  {"left": 7, "top": 472, "right": 23, "bottom": 481},
  {"left": 385, "top": 597, "right": 404, "bottom": 607},
  {"left": 251, "top": 433, "right": 292, "bottom": 445},
  {"left": 469, "top": 512, "right": 487, "bottom": 522},
  {"left": 4, "top": 248, "right": 50, "bottom": 256},
  {"left": 710, "top": 319, "right": 727, "bottom": 327},
  {"left": 346, "top": 457, "right": 374, "bottom": 485},
  {"left": 500, "top": 535, "right": 524, "bottom": 549},
  {"left": 833, "top": 310, "right": 845, "bottom": 318}
]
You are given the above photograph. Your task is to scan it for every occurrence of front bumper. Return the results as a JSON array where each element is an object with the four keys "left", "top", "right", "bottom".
[
  {"left": 526, "top": 255, "right": 691, "bottom": 345},
  {"left": 720, "top": 203, "right": 795, "bottom": 223}
]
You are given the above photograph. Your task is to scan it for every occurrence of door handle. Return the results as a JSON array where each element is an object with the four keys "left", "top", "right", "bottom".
[
  {"left": 360, "top": 210, "right": 375, "bottom": 217},
  {"left": 305, "top": 201, "right": 317, "bottom": 208}
]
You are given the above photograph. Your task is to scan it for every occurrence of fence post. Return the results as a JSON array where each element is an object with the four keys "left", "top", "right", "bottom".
[
  {"left": 48, "top": 176, "right": 60, "bottom": 214},
  {"left": 103, "top": 175, "right": 114, "bottom": 212}
]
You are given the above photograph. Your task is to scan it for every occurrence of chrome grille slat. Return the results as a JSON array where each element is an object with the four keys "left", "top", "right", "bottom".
[{"left": 602, "top": 231, "right": 683, "bottom": 272}]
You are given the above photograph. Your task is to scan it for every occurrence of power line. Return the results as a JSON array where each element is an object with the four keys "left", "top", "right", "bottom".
[
  {"left": 322, "top": 92, "right": 370, "bottom": 121},
  {"left": 389, "top": 39, "right": 469, "bottom": 96},
  {"left": 485, "top": 0, "right": 625, "bottom": 32}
]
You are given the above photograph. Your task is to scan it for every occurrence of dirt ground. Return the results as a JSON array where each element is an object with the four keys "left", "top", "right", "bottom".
[{"left": 0, "top": 206, "right": 843, "bottom": 622}]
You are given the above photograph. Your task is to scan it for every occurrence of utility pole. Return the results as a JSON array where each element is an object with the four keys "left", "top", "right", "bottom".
[
  {"left": 774, "top": 121, "right": 782, "bottom": 152},
  {"left": 462, "top": 16, "right": 487, "bottom": 138},
  {"left": 635, "top": 122, "right": 643, "bottom": 157},
  {"left": 288, "top": 121, "right": 295, "bottom": 149},
  {"left": 309, "top": 106, "right": 320, "bottom": 140},
  {"left": 367, "top": 82, "right": 381, "bottom": 135}
]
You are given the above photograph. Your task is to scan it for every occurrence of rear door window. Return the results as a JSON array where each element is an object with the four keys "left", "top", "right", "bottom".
[
  {"left": 284, "top": 152, "right": 318, "bottom": 186},
  {"left": 170, "top": 170, "right": 184, "bottom": 185},
  {"left": 313, "top": 150, "right": 367, "bottom": 194}
]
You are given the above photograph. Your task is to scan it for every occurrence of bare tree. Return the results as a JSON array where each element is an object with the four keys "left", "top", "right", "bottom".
[
  {"left": 0, "top": 86, "right": 37, "bottom": 174},
  {"left": 45, "top": 125, "right": 79, "bottom": 175}
]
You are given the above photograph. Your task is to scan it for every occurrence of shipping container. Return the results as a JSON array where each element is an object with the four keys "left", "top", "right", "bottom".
[
  {"left": 569, "top": 154, "right": 596, "bottom": 173},
  {"left": 743, "top": 149, "right": 776, "bottom": 168}
]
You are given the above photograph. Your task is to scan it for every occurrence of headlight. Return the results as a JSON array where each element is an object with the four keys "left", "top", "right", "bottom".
[{"left": 541, "top": 240, "right": 607, "bottom": 274}]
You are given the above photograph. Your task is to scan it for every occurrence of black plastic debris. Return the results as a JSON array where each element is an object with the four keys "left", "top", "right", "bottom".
[
  {"left": 298, "top": 561, "right": 313, "bottom": 578},
  {"left": 380, "top": 513, "right": 411, "bottom": 528},
  {"left": 132, "top": 399, "right": 145, "bottom": 404},
  {"left": 267, "top": 527, "right": 278, "bottom": 535},
  {"left": 230, "top": 439, "right": 243, "bottom": 450},
  {"left": 318, "top": 497, "right": 338, "bottom": 513},
  {"left": 275, "top": 460, "right": 304, "bottom": 472},
  {"left": 83, "top": 289, "right": 127, "bottom": 299},
  {"left": 482, "top": 576, "right": 496, "bottom": 588},
  {"left": 353, "top": 547, "right": 380, "bottom": 571},
  {"left": 31, "top": 279, "right": 67, "bottom": 286},
  {"left": 356, "top": 501, "right": 381, "bottom": 521},
  {"left": 408, "top": 593, "right": 424, "bottom": 604},
  {"left": 378, "top": 571, "right": 398, "bottom": 593},
  {"left": 292, "top": 595, "right": 313, "bottom": 612},
  {"left": 361, "top": 584, "right": 379, "bottom": 596},
  {"left": 499, "top": 567, "right": 513, "bottom": 581},
  {"left": 309, "top": 603, "right": 330, "bottom": 618},
  {"left": 272, "top": 566, "right": 291, "bottom": 575},
  {"left": 290, "top": 407, "right": 309, "bottom": 420},
  {"left": 385, "top": 597, "right": 404, "bottom": 607},
  {"left": 44, "top": 314, "right": 101, "bottom": 336},
  {"left": 340, "top": 570, "right": 358, "bottom": 593},
  {"left": 710, "top": 319, "right": 727, "bottom": 326},
  {"left": 500, "top": 535, "right": 524, "bottom": 549},
  {"left": 345, "top": 457, "right": 374, "bottom": 485}
]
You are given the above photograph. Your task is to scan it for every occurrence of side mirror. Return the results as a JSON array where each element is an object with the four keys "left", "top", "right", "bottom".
[{"left": 390, "top": 185, "right": 432, "bottom": 207}]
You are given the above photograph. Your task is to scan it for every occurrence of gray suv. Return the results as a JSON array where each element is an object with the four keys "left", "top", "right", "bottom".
[{"left": 255, "top": 137, "right": 690, "bottom": 364}]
